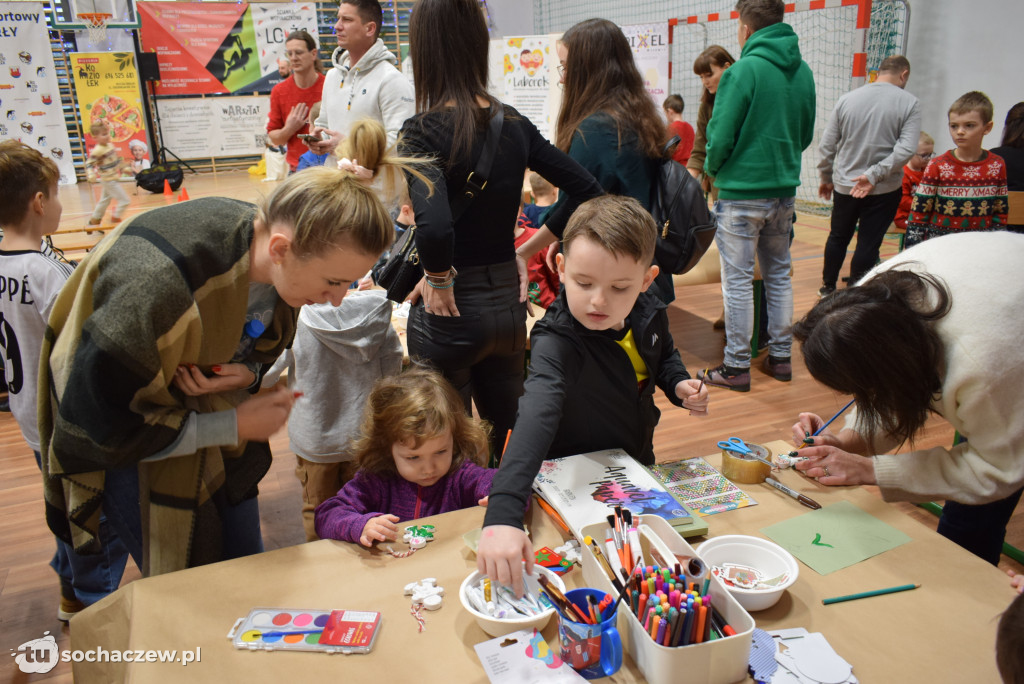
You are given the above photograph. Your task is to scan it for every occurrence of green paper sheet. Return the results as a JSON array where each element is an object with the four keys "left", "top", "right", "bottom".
[{"left": 760, "top": 500, "right": 912, "bottom": 575}]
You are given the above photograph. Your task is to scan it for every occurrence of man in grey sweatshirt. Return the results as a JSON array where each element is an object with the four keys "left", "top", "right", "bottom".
[{"left": 816, "top": 55, "right": 921, "bottom": 295}]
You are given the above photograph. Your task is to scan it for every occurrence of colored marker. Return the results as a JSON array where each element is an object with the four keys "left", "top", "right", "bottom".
[
  {"left": 764, "top": 476, "right": 822, "bottom": 510},
  {"left": 822, "top": 583, "right": 920, "bottom": 605}
]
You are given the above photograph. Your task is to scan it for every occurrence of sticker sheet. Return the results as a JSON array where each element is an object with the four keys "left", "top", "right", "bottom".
[{"left": 649, "top": 458, "right": 758, "bottom": 516}]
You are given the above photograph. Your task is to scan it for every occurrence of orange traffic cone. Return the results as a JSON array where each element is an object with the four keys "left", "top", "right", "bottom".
[
  {"left": 163, "top": 179, "right": 172, "bottom": 196},
  {"left": 178, "top": 188, "right": 190, "bottom": 201}
]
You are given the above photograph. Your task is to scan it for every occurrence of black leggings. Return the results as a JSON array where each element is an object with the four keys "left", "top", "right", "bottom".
[{"left": 407, "top": 260, "right": 526, "bottom": 460}]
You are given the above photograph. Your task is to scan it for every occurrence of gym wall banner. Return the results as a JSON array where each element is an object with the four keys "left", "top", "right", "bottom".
[
  {"left": 138, "top": 2, "right": 318, "bottom": 96},
  {"left": 69, "top": 52, "right": 148, "bottom": 180},
  {"left": 622, "top": 23, "right": 670, "bottom": 114},
  {"left": 0, "top": 2, "right": 76, "bottom": 184}
]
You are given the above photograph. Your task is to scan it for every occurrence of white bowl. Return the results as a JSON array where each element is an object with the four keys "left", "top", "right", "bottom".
[
  {"left": 697, "top": 534, "right": 799, "bottom": 611},
  {"left": 459, "top": 566, "right": 565, "bottom": 637}
]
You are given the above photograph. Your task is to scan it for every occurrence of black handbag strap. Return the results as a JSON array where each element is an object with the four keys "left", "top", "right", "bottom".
[{"left": 450, "top": 103, "right": 504, "bottom": 221}]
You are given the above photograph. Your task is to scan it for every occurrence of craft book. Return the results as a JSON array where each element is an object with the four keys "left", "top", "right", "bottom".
[{"left": 533, "top": 449, "right": 708, "bottom": 538}]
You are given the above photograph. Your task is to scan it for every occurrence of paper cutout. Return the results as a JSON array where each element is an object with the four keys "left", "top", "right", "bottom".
[
  {"left": 748, "top": 628, "right": 779, "bottom": 682},
  {"left": 475, "top": 629, "right": 587, "bottom": 683},
  {"left": 749, "top": 628, "right": 858, "bottom": 684},
  {"left": 760, "top": 501, "right": 911, "bottom": 575}
]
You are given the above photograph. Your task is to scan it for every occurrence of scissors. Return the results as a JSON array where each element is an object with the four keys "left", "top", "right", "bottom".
[
  {"left": 717, "top": 437, "right": 774, "bottom": 467},
  {"left": 717, "top": 436, "right": 754, "bottom": 455}
]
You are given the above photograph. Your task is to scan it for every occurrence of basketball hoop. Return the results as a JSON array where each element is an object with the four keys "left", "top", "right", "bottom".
[{"left": 79, "top": 12, "right": 111, "bottom": 44}]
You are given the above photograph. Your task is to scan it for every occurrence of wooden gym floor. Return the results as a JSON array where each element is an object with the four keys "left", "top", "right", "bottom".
[{"left": 2, "top": 170, "right": 1021, "bottom": 682}]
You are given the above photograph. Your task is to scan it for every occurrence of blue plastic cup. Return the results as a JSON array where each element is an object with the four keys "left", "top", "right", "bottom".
[{"left": 557, "top": 588, "right": 623, "bottom": 679}]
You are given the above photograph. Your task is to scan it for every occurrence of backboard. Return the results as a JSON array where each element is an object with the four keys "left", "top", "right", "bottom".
[{"left": 49, "top": 0, "right": 140, "bottom": 30}]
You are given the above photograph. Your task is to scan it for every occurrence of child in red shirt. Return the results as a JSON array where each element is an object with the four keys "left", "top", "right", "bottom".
[{"left": 894, "top": 132, "right": 934, "bottom": 231}]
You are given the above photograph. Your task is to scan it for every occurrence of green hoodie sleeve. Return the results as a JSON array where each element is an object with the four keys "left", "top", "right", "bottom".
[{"left": 704, "top": 68, "right": 752, "bottom": 179}]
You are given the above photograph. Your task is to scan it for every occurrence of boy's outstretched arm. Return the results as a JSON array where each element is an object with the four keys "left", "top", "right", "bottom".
[{"left": 478, "top": 334, "right": 579, "bottom": 596}]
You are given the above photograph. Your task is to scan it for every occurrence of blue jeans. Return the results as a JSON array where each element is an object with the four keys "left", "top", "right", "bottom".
[
  {"left": 715, "top": 198, "right": 795, "bottom": 368},
  {"left": 36, "top": 451, "right": 131, "bottom": 605}
]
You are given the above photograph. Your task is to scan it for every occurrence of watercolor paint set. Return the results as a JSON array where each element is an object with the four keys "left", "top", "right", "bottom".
[{"left": 227, "top": 607, "right": 382, "bottom": 654}]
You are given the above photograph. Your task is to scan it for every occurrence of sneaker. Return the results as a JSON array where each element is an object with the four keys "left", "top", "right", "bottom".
[
  {"left": 58, "top": 595, "right": 86, "bottom": 622},
  {"left": 817, "top": 284, "right": 836, "bottom": 298},
  {"left": 111, "top": 216, "right": 122, "bottom": 224},
  {"left": 712, "top": 316, "right": 725, "bottom": 331},
  {"left": 763, "top": 355, "right": 792, "bottom": 382},
  {"left": 698, "top": 364, "right": 751, "bottom": 392}
]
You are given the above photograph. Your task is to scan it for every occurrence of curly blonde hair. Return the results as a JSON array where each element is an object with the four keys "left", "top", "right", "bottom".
[{"left": 351, "top": 366, "right": 491, "bottom": 477}]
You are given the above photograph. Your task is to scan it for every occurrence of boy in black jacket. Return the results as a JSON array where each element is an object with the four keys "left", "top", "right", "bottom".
[{"left": 478, "top": 195, "right": 710, "bottom": 595}]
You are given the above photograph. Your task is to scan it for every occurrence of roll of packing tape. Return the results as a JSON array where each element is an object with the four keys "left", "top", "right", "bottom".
[{"left": 721, "top": 443, "right": 773, "bottom": 484}]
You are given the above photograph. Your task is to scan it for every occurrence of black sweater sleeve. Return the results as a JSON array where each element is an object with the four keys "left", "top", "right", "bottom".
[
  {"left": 483, "top": 331, "right": 582, "bottom": 528},
  {"left": 651, "top": 310, "right": 690, "bottom": 407},
  {"left": 520, "top": 117, "right": 604, "bottom": 239}
]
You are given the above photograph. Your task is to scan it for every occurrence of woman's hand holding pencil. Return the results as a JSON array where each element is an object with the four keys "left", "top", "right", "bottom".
[{"left": 791, "top": 401, "right": 878, "bottom": 487}]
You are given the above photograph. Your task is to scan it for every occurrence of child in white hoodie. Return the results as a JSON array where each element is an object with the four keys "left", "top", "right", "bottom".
[{"left": 263, "top": 290, "right": 403, "bottom": 541}]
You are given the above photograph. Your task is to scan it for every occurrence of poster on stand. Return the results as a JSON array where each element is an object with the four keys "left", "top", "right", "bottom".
[
  {"left": 155, "top": 96, "right": 270, "bottom": 158},
  {"left": 622, "top": 23, "right": 670, "bottom": 114},
  {"left": 138, "top": 2, "right": 318, "bottom": 96},
  {"left": 0, "top": 2, "right": 76, "bottom": 184},
  {"left": 498, "top": 35, "right": 561, "bottom": 142},
  {"left": 69, "top": 52, "right": 148, "bottom": 180}
]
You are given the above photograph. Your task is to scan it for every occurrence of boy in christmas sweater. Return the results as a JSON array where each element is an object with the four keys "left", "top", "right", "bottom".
[{"left": 906, "top": 91, "right": 1008, "bottom": 248}]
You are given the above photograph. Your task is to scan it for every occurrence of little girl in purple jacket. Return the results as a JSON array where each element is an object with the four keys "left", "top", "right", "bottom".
[{"left": 314, "top": 366, "right": 496, "bottom": 546}]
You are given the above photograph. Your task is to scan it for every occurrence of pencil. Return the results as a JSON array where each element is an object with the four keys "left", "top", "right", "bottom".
[
  {"left": 822, "top": 583, "right": 920, "bottom": 605},
  {"left": 800, "top": 398, "right": 856, "bottom": 449},
  {"left": 498, "top": 429, "right": 512, "bottom": 465},
  {"left": 534, "top": 494, "right": 571, "bottom": 534}
]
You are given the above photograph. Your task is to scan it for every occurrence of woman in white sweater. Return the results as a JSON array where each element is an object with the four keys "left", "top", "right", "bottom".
[{"left": 790, "top": 231, "right": 1024, "bottom": 565}]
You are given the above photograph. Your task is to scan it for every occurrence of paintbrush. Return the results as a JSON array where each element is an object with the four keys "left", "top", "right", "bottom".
[{"left": 799, "top": 398, "right": 856, "bottom": 449}]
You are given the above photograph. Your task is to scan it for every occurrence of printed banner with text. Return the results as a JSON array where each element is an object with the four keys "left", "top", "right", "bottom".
[
  {"left": 70, "top": 52, "right": 148, "bottom": 179},
  {"left": 156, "top": 96, "right": 270, "bottom": 159},
  {"left": 138, "top": 2, "right": 318, "bottom": 95},
  {"left": 622, "top": 23, "right": 670, "bottom": 114},
  {"left": 0, "top": 2, "right": 76, "bottom": 183},
  {"left": 497, "top": 35, "right": 561, "bottom": 142}
]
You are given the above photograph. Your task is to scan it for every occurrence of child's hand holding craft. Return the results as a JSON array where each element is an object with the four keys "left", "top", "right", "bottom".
[{"left": 360, "top": 514, "right": 400, "bottom": 547}]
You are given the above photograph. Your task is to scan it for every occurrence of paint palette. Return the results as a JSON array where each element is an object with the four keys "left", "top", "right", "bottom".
[{"left": 228, "top": 607, "right": 382, "bottom": 654}]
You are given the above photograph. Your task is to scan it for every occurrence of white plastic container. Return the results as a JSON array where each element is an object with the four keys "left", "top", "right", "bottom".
[
  {"left": 580, "top": 516, "right": 754, "bottom": 684},
  {"left": 696, "top": 534, "right": 799, "bottom": 612}
]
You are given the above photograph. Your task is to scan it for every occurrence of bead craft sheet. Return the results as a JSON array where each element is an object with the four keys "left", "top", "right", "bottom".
[{"left": 649, "top": 458, "right": 758, "bottom": 516}]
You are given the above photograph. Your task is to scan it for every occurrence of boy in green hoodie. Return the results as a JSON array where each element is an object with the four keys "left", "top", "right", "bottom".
[{"left": 699, "top": 0, "right": 815, "bottom": 392}]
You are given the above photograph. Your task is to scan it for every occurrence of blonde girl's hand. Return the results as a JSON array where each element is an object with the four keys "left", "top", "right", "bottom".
[
  {"left": 235, "top": 385, "right": 296, "bottom": 442},
  {"left": 173, "top": 363, "right": 256, "bottom": 396},
  {"left": 360, "top": 514, "right": 400, "bottom": 547}
]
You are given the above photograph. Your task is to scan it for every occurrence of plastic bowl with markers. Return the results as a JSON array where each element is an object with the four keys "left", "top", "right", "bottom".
[
  {"left": 697, "top": 535, "right": 799, "bottom": 611},
  {"left": 460, "top": 566, "right": 565, "bottom": 637}
]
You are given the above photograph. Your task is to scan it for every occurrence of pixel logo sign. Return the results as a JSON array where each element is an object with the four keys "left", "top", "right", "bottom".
[{"left": 11, "top": 631, "right": 59, "bottom": 674}]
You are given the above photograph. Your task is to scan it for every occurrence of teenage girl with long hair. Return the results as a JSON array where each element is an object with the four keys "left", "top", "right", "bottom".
[{"left": 537, "top": 18, "right": 675, "bottom": 302}]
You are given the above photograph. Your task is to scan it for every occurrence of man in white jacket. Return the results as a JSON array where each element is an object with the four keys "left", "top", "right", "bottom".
[{"left": 310, "top": 0, "right": 414, "bottom": 156}]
